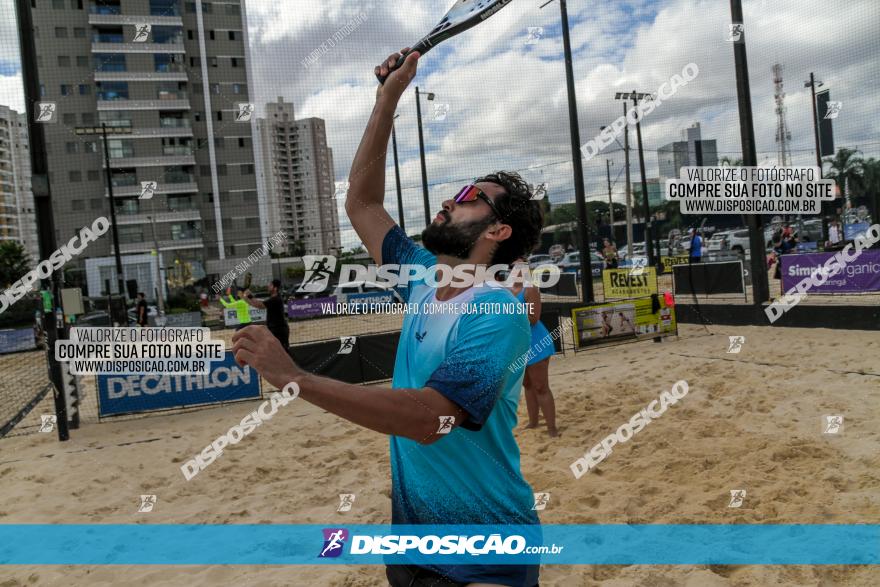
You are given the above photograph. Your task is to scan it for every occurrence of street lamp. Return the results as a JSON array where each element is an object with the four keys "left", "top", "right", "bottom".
[
  {"left": 614, "top": 91, "right": 657, "bottom": 268},
  {"left": 391, "top": 113, "right": 405, "bottom": 231},
  {"left": 805, "top": 73, "right": 834, "bottom": 240},
  {"left": 74, "top": 123, "right": 130, "bottom": 325},
  {"left": 414, "top": 87, "right": 437, "bottom": 227}
]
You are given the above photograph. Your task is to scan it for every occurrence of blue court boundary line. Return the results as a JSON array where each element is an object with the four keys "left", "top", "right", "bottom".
[{"left": 1, "top": 524, "right": 877, "bottom": 565}]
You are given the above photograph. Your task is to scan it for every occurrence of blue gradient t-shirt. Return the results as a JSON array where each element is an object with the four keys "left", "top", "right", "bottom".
[{"left": 381, "top": 226, "right": 539, "bottom": 587}]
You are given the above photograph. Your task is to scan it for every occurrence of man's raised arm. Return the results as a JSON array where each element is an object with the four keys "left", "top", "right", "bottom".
[{"left": 344, "top": 49, "right": 420, "bottom": 264}]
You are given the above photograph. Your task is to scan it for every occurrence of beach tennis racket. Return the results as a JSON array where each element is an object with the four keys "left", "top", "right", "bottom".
[{"left": 376, "top": 0, "right": 515, "bottom": 84}]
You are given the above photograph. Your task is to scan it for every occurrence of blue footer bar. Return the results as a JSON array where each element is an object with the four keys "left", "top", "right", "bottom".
[{"left": 0, "top": 525, "right": 877, "bottom": 565}]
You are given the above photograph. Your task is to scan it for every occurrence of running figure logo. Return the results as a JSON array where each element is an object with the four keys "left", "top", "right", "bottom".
[
  {"left": 727, "top": 336, "right": 745, "bottom": 354},
  {"left": 532, "top": 492, "right": 550, "bottom": 511},
  {"left": 431, "top": 103, "right": 450, "bottom": 122},
  {"left": 727, "top": 23, "right": 744, "bottom": 42},
  {"left": 235, "top": 103, "right": 255, "bottom": 122},
  {"left": 138, "top": 495, "right": 157, "bottom": 513},
  {"left": 39, "top": 414, "right": 56, "bottom": 433},
  {"left": 318, "top": 528, "right": 349, "bottom": 558},
  {"left": 824, "top": 101, "right": 843, "bottom": 120},
  {"left": 823, "top": 415, "right": 843, "bottom": 434},
  {"left": 133, "top": 24, "right": 151, "bottom": 42},
  {"left": 337, "top": 336, "right": 356, "bottom": 355},
  {"left": 297, "top": 255, "right": 337, "bottom": 293},
  {"left": 36, "top": 102, "right": 57, "bottom": 123},
  {"left": 525, "top": 27, "right": 544, "bottom": 45},
  {"left": 436, "top": 416, "right": 455, "bottom": 434},
  {"left": 337, "top": 494, "right": 355, "bottom": 512},
  {"left": 333, "top": 181, "right": 350, "bottom": 199},
  {"left": 531, "top": 182, "right": 547, "bottom": 201},
  {"left": 727, "top": 489, "right": 746, "bottom": 508},
  {"left": 139, "top": 181, "right": 157, "bottom": 200}
]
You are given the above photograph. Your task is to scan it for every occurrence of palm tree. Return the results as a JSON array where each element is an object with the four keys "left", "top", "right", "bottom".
[
  {"left": 824, "top": 147, "right": 864, "bottom": 205},
  {"left": 857, "top": 157, "right": 880, "bottom": 222}
]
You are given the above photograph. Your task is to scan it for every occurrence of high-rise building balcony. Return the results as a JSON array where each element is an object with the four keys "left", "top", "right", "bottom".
[
  {"left": 115, "top": 208, "right": 200, "bottom": 226},
  {"left": 94, "top": 70, "right": 188, "bottom": 82},
  {"left": 117, "top": 237, "right": 202, "bottom": 255},
  {"left": 105, "top": 181, "right": 198, "bottom": 198},
  {"left": 108, "top": 154, "right": 196, "bottom": 168},
  {"left": 88, "top": 12, "right": 184, "bottom": 27},
  {"left": 97, "top": 99, "right": 190, "bottom": 111},
  {"left": 91, "top": 42, "right": 185, "bottom": 54}
]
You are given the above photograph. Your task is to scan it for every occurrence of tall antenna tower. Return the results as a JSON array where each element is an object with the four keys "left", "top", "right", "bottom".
[{"left": 772, "top": 63, "right": 792, "bottom": 167}]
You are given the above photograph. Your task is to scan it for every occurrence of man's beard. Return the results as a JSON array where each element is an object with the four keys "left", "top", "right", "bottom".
[{"left": 421, "top": 213, "right": 495, "bottom": 259}]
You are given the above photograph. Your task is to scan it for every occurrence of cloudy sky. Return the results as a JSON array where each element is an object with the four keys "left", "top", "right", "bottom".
[{"left": 1, "top": 0, "right": 878, "bottom": 250}]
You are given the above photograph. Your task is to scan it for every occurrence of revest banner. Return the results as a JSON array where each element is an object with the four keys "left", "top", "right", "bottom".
[
  {"left": 571, "top": 296, "right": 676, "bottom": 349},
  {"left": 781, "top": 250, "right": 880, "bottom": 293},
  {"left": 602, "top": 268, "right": 658, "bottom": 300},
  {"left": 661, "top": 255, "right": 691, "bottom": 273},
  {"left": 97, "top": 351, "right": 261, "bottom": 416}
]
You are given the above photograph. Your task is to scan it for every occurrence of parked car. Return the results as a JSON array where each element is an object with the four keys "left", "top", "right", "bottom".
[
  {"left": 707, "top": 229, "right": 751, "bottom": 257},
  {"left": 557, "top": 251, "right": 604, "bottom": 278},
  {"left": 527, "top": 254, "right": 553, "bottom": 269},
  {"left": 126, "top": 305, "right": 158, "bottom": 324}
]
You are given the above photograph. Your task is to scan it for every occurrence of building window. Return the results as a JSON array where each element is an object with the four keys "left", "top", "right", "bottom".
[
  {"left": 73, "top": 27, "right": 86, "bottom": 38},
  {"left": 60, "top": 84, "right": 73, "bottom": 96},
  {"left": 76, "top": 55, "right": 89, "bottom": 67},
  {"left": 216, "top": 165, "right": 226, "bottom": 176},
  {"left": 210, "top": 56, "right": 218, "bottom": 68},
  {"left": 84, "top": 141, "right": 97, "bottom": 153},
  {"left": 90, "top": 198, "right": 103, "bottom": 210},
  {"left": 52, "top": 0, "right": 64, "bottom": 9},
  {"left": 238, "top": 138, "right": 245, "bottom": 148},
  {"left": 70, "top": 171, "right": 82, "bottom": 183},
  {"left": 96, "top": 81, "right": 129, "bottom": 101},
  {"left": 88, "top": 170, "right": 100, "bottom": 181},
  {"left": 189, "top": 56, "right": 198, "bottom": 67},
  {"left": 57, "top": 55, "right": 70, "bottom": 67},
  {"left": 187, "top": 29, "right": 193, "bottom": 40},
  {"left": 241, "top": 164, "right": 254, "bottom": 175},
  {"left": 209, "top": 30, "right": 215, "bottom": 40},
  {"left": 62, "top": 113, "right": 76, "bottom": 125},
  {"left": 225, "top": 4, "right": 239, "bottom": 16},
  {"left": 81, "top": 112, "right": 95, "bottom": 124},
  {"left": 54, "top": 27, "right": 67, "bottom": 38},
  {"left": 232, "top": 83, "right": 243, "bottom": 94},
  {"left": 94, "top": 53, "right": 126, "bottom": 72},
  {"left": 210, "top": 83, "right": 220, "bottom": 94},
  {"left": 230, "top": 57, "right": 239, "bottom": 68},
  {"left": 65, "top": 142, "right": 79, "bottom": 154},
  {"left": 216, "top": 111, "right": 222, "bottom": 121},
  {"left": 79, "top": 84, "right": 91, "bottom": 95},
  {"left": 228, "top": 31, "right": 236, "bottom": 41},
  {"left": 71, "top": 199, "right": 85, "bottom": 210},
  {"left": 214, "top": 137, "right": 224, "bottom": 149}
]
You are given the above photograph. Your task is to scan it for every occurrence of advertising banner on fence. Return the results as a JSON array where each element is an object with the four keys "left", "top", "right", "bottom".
[
  {"left": 224, "top": 307, "right": 267, "bottom": 326},
  {"left": 571, "top": 296, "right": 676, "bottom": 349},
  {"left": 781, "top": 250, "right": 880, "bottom": 293},
  {"left": 661, "top": 255, "right": 690, "bottom": 273},
  {"left": 347, "top": 290, "right": 396, "bottom": 311},
  {"left": 0, "top": 328, "right": 36, "bottom": 354},
  {"left": 287, "top": 296, "right": 337, "bottom": 319},
  {"left": 602, "top": 268, "right": 658, "bottom": 299},
  {"left": 149, "top": 312, "right": 203, "bottom": 327},
  {"left": 97, "top": 351, "right": 261, "bottom": 417}
]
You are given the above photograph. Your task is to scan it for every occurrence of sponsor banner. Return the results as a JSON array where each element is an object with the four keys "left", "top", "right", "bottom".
[
  {"left": 347, "top": 291, "right": 395, "bottom": 311},
  {"left": 223, "top": 307, "right": 267, "bottom": 326},
  {"left": 1, "top": 524, "right": 876, "bottom": 565},
  {"left": 572, "top": 296, "right": 676, "bottom": 349},
  {"left": 602, "top": 268, "right": 658, "bottom": 300},
  {"left": 0, "top": 328, "right": 36, "bottom": 354},
  {"left": 660, "top": 255, "right": 690, "bottom": 273},
  {"left": 781, "top": 250, "right": 880, "bottom": 293},
  {"left": 288, "top": 296, "right": 338, "bottom": 318},
  {"left": 148, "top": 312, "right": 202, "bottom": 327},
  {"left": 97, "top": 351, "right": 261, "bottom": 416}
]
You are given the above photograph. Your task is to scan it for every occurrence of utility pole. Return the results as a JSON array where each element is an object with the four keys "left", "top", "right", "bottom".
[
  {"left": 605, "top": 159, "right": 614, "bottom": 236},
  {"left": 391, "top": 116, "right": 405, "bottom": 231},
  {"left": 730, "top": 0, "right": 769, "bottom": 305},
  {"left": 100, "top": 123, "right": 127, "bottom": 324},
  {"left": 630, "top": 91, "right": 656, "bottom": 268},
  {"left": 415, "top": 87, "right": 431, "bottom": 227},
  {"left": 622, "top": 101, "right": 634, "bottom": 260},
  {"left": 558, "top": 0, "right": 593, "bottom": 302},
  {"left": 805, "top": 72, "right": 829, "bottom": 241},
  {"left": 148, "top": 202, "right": 165, "bottom": 315}
]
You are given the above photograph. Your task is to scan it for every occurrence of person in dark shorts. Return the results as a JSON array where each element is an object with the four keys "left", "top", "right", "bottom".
[
  {"left": 135, "top": 292, "right": 148, "bottom": 327},
  {"left": 244, "top": 279, "right": 289, "bottom": 351}
]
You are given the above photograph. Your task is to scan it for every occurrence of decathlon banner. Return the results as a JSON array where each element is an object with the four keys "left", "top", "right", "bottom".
[
  {"left": 572, "top": 296, "right": 676, "bottom": 349},
  {"left": 96, "top": 351, "right": 261, "bottom": 416},
  {"left": 780, "top": 250, "right": 880, "bottom": 293},
  {"left": 602, "top": 268, "right": 658, "bottom": 300},
  {"left": 0, "top": 524, "right": 876, "bottom": 565}
]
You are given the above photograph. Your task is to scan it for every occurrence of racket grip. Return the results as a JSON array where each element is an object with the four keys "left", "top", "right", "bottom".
[{"left": 375, "top": 50, "right": 411, "bottom": 85}]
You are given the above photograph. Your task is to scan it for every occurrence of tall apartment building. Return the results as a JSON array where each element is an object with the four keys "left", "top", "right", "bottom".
[
  {"left": 0, "top": 105, "right": 40, "bottom": 263},
  {"left": 658, "top": 122, "right": 718, "bottom": 181},
  {"left": 257, "top": 97, "right": 340, "bottom": 256},
  {"left": 24, "top": 0, "right": 266, "bottom": 295}
]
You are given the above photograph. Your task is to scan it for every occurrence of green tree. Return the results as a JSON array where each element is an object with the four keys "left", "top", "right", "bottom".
[
  {"left": 0, "top": 241, "right": 31, "bottom": 288},
  {"left": 824, "top": 147, "right": 864, "bottom": 202},
  {"left": 857, "top": 157, "right": 880, "bottom": 220}
]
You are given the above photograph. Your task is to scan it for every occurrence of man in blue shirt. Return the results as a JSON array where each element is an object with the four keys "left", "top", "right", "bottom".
[
  {"left": 232, "top": 48, "right": 545, "bottom": 586},
  {"left": 689, "top": 229, "right": 703, "bottom": 263}
]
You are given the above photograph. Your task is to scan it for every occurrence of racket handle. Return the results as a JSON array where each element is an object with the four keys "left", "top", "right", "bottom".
[{"left": 376, "top": 50, "right": 411, "bottom": 85}]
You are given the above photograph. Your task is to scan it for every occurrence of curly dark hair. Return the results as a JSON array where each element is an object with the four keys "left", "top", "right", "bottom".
[{"left": 474, "top": 171, "right": 544, "bottom": 266}]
